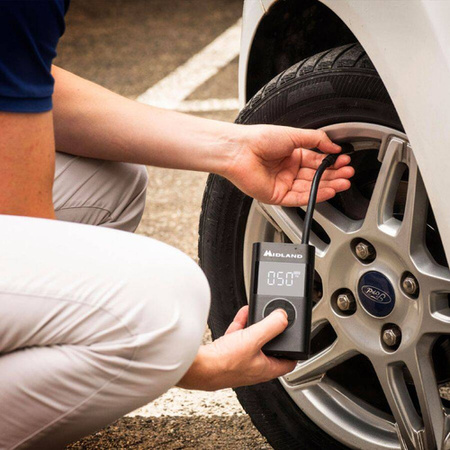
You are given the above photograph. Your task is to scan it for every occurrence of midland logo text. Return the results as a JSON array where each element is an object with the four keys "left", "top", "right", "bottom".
[
  {"left": 264, "top": 250, "right": 303, "bottom": 259},
  {"left": 361, "top": 285, "right": 392, "bottom": 304}
]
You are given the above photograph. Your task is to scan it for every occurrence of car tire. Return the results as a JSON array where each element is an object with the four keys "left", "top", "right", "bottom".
[{"left": 199, "top": 44, "right": 403, "bottom": 449}]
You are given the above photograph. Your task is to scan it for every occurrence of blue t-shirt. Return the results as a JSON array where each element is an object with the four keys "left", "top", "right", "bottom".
[{"left": 0, "top": 0, "right": 69, "bottom": 113}]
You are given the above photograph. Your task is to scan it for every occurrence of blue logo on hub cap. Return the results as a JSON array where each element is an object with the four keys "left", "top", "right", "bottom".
[{"left": 358, "top": 271, "right": 395, "bottom": 317}]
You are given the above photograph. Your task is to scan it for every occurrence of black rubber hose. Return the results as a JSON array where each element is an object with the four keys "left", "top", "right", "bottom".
[{"left": 301, "top": 143, "right": 354, "bottom": 245}]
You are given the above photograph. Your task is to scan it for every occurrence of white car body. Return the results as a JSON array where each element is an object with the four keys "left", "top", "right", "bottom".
[{"left": 240, "top": 0, "right": 450, "bottom": 259}]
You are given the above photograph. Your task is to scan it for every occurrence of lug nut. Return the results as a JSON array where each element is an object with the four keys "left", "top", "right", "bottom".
[
  {"left": 382, "top": 328, "right": 401, "bottom": 347},
  {"left": 355, "top": 241, "right": 375, "bottom": 261},
  {"left": 337, "top": 293, "right": 356, "bottom": 312},
  {"left": 402, "top": 275, "right": 419, "bottom": 296}
]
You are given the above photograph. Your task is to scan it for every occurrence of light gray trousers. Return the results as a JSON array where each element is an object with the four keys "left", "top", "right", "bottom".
[{"left": 0, "top": 153, "right": 210, "bottom": 449}]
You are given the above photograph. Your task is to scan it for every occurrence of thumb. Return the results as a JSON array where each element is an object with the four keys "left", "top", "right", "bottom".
[
  {"left": 247, "top": 309, "right": 289, "bottom": 347},
  {"left": 287, "top": 128, "right": 341, "bottom": 154},
  {"left": 225, "top": 306, "right": 249, "bottom": 335}
]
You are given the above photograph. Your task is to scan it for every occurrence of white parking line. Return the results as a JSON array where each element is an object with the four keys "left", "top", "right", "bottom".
[
  {"left": 176, "top": 98, "right": 239, "bottom": 112},
  {"left": 137, "top": 19, "right": 241, "bottom": 111}
]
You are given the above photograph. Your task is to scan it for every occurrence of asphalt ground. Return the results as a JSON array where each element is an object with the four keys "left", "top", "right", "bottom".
[
  {"left": 56, "top": 0, "right": 240, "bottom": 258},
  {"left": 55, "top": 0, "right": 270, "bottom": 448}
]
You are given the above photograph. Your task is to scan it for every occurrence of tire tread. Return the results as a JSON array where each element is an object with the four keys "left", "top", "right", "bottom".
[{"left": 237, "top": 44, "right": 376, "bottom": 124}]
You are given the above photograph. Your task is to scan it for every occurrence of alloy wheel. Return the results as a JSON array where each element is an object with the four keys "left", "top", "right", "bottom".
[{"left": 243, "top": 123, "right": 450, "bottom": 450}]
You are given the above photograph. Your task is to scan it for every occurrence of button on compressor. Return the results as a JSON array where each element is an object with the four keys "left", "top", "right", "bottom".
[{"left": 263, "top": 298, "right": 296, "bottom": 329}]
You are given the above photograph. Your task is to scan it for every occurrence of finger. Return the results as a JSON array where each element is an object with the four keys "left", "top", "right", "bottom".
[
  {"left": 315, "top": 188, "right": 339, "bottom": 203},
  {"left": 292, "top": 178, "right": 352, "bottom": 193},
  {"left": 332, "top": 154, "right": 352, "bottom": 169},
  {"left": 312, "top": 182, "right": 351, "bottom": 202},
  {"left": 286, "top": 128, "right": 341, "bottom": 154},
  {"left": 279, "top": 187, "right": 337, "bottom": 207},
  {"left": 246, "top": 309, "right": 289, "bottom": 347},
  {"left": 264, "top": 356, "right": 297, "bottom": 379},
  {"left": 302, "top": 150, "right": 351, "bottom": 170},
  {"left": 225, "top": 306, "right": 249, "bottom": 335},
  {"left": 296, "top": 165, "right": 355, "bottom": 181},
  {"left": 326, "top": 179, "right": 351, "bottom": 193}
]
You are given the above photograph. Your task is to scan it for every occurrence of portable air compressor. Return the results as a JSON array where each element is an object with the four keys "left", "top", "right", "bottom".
[
  {"left": 248, "top": 241, "right": 315, "bottom": 360},
  {"left": 247, "top": 144, "right": 353, "bottom": 360}
]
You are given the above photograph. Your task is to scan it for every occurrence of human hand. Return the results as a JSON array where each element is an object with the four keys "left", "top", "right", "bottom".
[
  {"left": 177, "top": 306, "right": 297, "bottom": 391},
  {"left": 222, "top": 124, "right": 354, "bottom": 206}
]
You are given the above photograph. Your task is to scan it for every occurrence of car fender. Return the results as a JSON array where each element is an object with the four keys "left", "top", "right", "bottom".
[{"left": 241, "top": 0, "right": 450, "bottom": 260}]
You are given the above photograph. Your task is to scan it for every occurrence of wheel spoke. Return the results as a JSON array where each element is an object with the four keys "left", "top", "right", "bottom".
[
  {"left": 284, "top": 339, "right": 357, "bottom": 386},
  {"left": 419, "top": 266, "right": 450, "bottom": 335},
  {"left": 420, "top": 263, "right": 450, "bottom": 294},
  {"left": 424, "top": 277, "right": 450, "bottom": 334},
  {"left": 257, "top": 201, "right": 357, "bottom": 253},
  {"left": 363, "top": 137, "right": 405, "bottom": 235},
  {"left": 427, "top": 313, "right": 450, "bottom": 336},
  {"left": 314, "top": 252, "right": 330, "bottom": 280},
  {"left": 258, "top": 203, "right": 331, "bottom": 251},
  {"left": 255, "top": 203, "right": 303, "bottom": 243},
  {"left": 374, "top": 361, "right": 427, "bottom": 449},
  {"left": 309, "top": 202, "right": 361, "bottom": 240},
  {"left": 406, "top": 340, "right": 449, "bottom": 449},
  {"left": 397, "top": 146, "right": 429, "bottom": 252},
  {"left": 310, "top": 299, "right": 330, "bottom": 338},
  {"left": 374, "top": 341, "right": 449, "bottom": 450},
  {"left": 311, "top": 202, "right": 362, "bottom": 279}
]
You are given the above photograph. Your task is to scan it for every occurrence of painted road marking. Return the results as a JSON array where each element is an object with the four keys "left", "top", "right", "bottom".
[
  {"left": 131, "top": 20, "right": 244, "bottom": 421},
  {"left": 176, "top": 98, "right": 239, "bottom": 112},
  {"left": 137, "top": 19, "right": 241, "bottom": 111}
]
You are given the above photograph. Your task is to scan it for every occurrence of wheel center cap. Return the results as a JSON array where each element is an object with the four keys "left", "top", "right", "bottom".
[{"left": 358, "top": 271, "right": 396, "bottom": 318}]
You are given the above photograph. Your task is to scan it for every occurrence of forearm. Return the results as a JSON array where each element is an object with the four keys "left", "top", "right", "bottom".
[
  {"left": 52, "top": 67, "right": 350, "bottom": 209},
  {"left": 0, "top": 112, "right": 55, "bottom": 219},
  {"left": 177, "top": 346, "right": 221, "bottom": 391},
  {"left": 177, "top": 308, "right": 296, "bottom": 391},
  {"left": 52, "top": 66, "right": 239, "bottom": 175}
]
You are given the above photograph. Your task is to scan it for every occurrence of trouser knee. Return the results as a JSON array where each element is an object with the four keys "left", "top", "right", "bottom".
[
  {"left": 53, "top": 153, "right": 149, "bottom": 232},
  {"left": 111, "top": 163, "right": 148, "bottom": 232},
  {"left": 121, "top": 243, "right": 211, "bottom": 395}
]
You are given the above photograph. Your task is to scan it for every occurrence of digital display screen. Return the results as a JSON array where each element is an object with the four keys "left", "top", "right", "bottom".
[{"left": 257, "top": 261, "right": 305, "bottom": 297}]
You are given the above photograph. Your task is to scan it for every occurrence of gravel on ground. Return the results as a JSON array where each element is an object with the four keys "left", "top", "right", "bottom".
[{"left": 68, "top": 416, "right": 271, "bottom": 450}]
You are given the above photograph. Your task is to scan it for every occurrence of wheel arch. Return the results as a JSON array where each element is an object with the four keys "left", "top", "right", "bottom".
[{"left": 245, "top": 0, "right": 359, "bottom": 100}]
